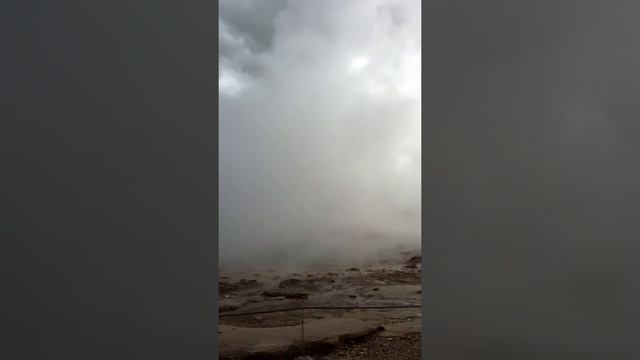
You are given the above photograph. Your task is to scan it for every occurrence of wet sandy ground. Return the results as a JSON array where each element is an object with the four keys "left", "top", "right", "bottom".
[{"left": 219, "top": 254, "right": 421, "bottom": 359}]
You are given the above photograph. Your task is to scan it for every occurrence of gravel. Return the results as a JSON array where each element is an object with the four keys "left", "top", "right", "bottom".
[{"left": 318, "top": 332, "right": 421, "bottom": 360}]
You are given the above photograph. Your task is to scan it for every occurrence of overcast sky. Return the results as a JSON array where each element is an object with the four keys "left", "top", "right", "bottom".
[{"left": 219, "top": 0, "right": 421, "bottom": 269}]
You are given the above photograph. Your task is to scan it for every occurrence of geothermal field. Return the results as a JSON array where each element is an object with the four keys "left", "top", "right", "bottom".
[
  {"left": 218, "top": 250, "right": 422, "bottom": 360},
  {"left": 219, "top": 1, "right": 422, "bottom": 358}
]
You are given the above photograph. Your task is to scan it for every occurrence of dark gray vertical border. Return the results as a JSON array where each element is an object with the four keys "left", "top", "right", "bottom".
[
  {"left": 1, "top": 1, "right": 218, "bottom": 358},
  {"left": 422, "top": 1, "right": 640, "bottom": 359},
  {"left": 420, "top": 1, "right": 426, "bottom": 359}
]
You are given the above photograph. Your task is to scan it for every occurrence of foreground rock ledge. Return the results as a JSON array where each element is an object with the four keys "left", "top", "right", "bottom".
[{"left": 219, "top": 318, "right": 382, "bottom": 360}]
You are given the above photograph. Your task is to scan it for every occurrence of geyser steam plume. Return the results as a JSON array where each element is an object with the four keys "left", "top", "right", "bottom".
[{"left": 219, "top": 0, "right": 421, "bottom": 270}]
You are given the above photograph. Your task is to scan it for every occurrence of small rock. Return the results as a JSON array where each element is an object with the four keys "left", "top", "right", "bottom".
[
  {"left": 372, "top": 287, "right": 379, "bottom": 291},
  {"left": 219, "top": 304, "right": 239, "bottom": 312},
  {"left": 261, "top": 289, "right": 285, "bottom": 297},
  {"left": 405, "top": 255, "right": 422, "bottom": 269},
  {"left": 279, "top": 278, "right": 303, "bottom": 288},
  {"left": 261, "top": 289, "right": 308, "bottom": 299},
  {"left": 285, "top": 293, "right": 308, "bottom": 299},
  {"left": 349, "top": 294, "right": 357, "bottom": 298},
  {"left": 218, "top": 298, "right": 243, "bottom": 312},
  {"left": 239, "top": 279, "right": 257, "bottom": 284},
  {"left": 346, "top": 267, "right": 360, "bottom": 272}
]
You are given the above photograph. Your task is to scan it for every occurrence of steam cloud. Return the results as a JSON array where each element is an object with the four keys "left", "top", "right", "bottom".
[{"left": 219, "top": 0, "right": 421, "bottom": 270}]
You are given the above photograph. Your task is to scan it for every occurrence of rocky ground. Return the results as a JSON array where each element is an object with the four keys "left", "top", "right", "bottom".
[
  {"left": 218, "top": 252, "right": 422, "bottom": 360},
  {"left": 318, "top": 332, "right": 421, "bottom": 360}
]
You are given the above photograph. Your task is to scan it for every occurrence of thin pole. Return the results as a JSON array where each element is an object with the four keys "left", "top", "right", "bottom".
[{"left": 300, "top": 308, "right": 305, "bottom": 356}]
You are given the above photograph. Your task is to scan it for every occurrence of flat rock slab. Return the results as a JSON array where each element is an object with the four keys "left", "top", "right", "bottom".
[
  {"left": 219, "top": 318, "right": 381, "bottom": 359},
  {"left": 379, "top": 320, "right": 421, "bottom": 336},
  {"left": 219, "top": 299, "right": 246, "bottom": 312}
]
